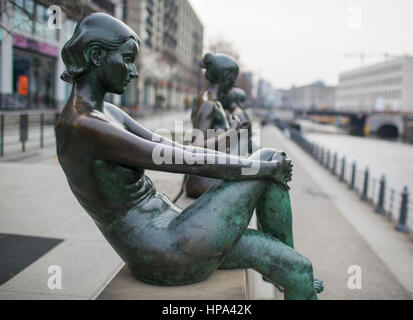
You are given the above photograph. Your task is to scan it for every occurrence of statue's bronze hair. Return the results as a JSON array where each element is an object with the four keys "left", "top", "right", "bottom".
[
  {"left": 200, "top": 53, "right": 239, "bottom": 84},
  {"left": 61, "top": 12, "right": 140, "bottom": 83}
]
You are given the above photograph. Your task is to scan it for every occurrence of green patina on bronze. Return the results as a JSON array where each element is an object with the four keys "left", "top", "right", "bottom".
[{"left": 55, "top": 13, "right": 323, "bottom": 299}]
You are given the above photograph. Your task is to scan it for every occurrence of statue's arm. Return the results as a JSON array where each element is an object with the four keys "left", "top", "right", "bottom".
[
  {"left": 109, "top": 103, "right": 233, "bottom": 157},
  {"left": 75, "top": 115, "right": 276, "bottom": 181}
]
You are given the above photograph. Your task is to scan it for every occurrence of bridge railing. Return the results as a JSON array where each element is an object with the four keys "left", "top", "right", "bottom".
[{"left": 273, "top": 118, "right": 412, "bottom": 235}]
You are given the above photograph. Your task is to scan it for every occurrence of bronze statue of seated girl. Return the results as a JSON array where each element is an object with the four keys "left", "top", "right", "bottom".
[
  {"left": 56, "top": 13, "right": 323, "bottom": 300},
  {"left": 185, "top": 53, "right": 251, "bottom": 198}
]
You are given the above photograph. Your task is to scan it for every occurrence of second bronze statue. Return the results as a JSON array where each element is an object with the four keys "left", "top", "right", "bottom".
[
  {"left": 185, "top": 53, "right": 253, "bottom": 199},
  {"left": 56, "top": 12, "right": 323, "bottom": 300}
]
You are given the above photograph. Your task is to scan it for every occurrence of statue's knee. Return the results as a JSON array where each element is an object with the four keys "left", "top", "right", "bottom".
[
  {"left": 297, "top": 257, "right": 313, "bottom": 275},
  {"left": 288, "top": 255, "right": 313, "bottom": 278}
]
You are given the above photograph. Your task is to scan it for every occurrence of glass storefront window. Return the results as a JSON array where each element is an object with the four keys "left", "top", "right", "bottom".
[{"left": 13, "top": 49, "right": 56, "bottom": 109}]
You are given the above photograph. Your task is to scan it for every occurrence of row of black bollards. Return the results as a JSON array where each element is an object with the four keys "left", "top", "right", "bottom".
[
  {"left": 0, "top": 112, "right": 60, "bottom": 157},
  {"left": 320, "top": 148, "right": 409, "bottom": 233},
  {"left": 274, "top": 120, "right": 410, "bottom": 234}
]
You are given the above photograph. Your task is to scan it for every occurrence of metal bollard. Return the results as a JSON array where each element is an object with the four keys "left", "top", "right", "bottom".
[
  {"left": 340, "top": 157, "right": 346, "bottom": 182},
  {"left": 388, "top": 189, "right": 395, "bottom": 220},
  {"left": 395, "top": 187, "right": 410, "bottom": 233},
  {"left": 349, "top": 162, "right": 356, "bottom": 190},
  {"left": 0, "top": 114, "right": 4, "bottom": 157},
  {"left": 375, "top": 175, "right": 386, "bottom": 215},
  {"left": 40, "top": 113, "right": 44, "bottom": 148},
  {"left": 360, "top": 167, "right": 369, "bottom": 201},
  {"left": 320, "top": 147, "right": 325, "bottom": 165},
  {"left": 332, "top": 152, "right": 338, "bottom": 175},
  {"left": 325, "top": 150, "right": 331, "bottom": 170},
  {"left": 19, "top": 114, "right": 28, "bottom": 152}
]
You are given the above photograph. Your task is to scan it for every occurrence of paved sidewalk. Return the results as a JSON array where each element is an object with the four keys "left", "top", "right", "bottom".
[
  {"left": 0, "top": 120, "right": 411, "bottom": 299},
  {"left": 0, "top": 158, "right": 123, "bottom": 299}
]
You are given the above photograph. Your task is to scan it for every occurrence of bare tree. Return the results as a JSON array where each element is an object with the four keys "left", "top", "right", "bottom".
[{"left": 0, "top": 0, "right": 99, "bottom": 34}]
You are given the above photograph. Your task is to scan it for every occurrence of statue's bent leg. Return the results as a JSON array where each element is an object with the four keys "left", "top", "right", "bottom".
[
  {"left": 168, "top": 149, "right": 298, "bottom": 283},
  {"left": 250, "top": 148, "right": 295, "bottom": 247},
  {"left": 256, "top": 181, "right": 294, "bottom": 248},
  {"left": 171, "top": 148, "right": 277, "bottom": 260},
  {"left": 169, "top": 178, "right": 266, "bottom": 279},
  {"left": 219, "top": 229, "right": 317, "bottom": 300}
]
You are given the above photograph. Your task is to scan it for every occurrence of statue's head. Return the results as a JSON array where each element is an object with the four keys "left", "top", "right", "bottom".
[
  {"left": 221, "top": 87, "right": 246, "bottom": 111},
  {"left": 201, "top": 53, "right": 239, "bottom": 94},
  {"left": 233, "top": 87, "right": 246, "bottom": 104},
  {"left": 61, "top": 13, "right": 140, "bottom": 94}
]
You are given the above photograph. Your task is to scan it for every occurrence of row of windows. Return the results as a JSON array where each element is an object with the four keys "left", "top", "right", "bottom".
[
  {"left": 337, "top": 90, "right": 402, "bottom": 100},
  {"left": 143, "top": 1, "right": 202, "bottom": 68},
  {"left": 339, "top": 77, "right": 403, "bottom": 91},
  {"left": 339, "top": 65, "right": 403, "bottom": 81},
  {"left": 13, "top": 0, "right": 59, "bottom": 43}
]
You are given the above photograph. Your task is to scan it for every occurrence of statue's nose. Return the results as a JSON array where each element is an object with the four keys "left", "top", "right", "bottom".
[{"left": 130, "top": 64, "right": 139, "bottom": 79}]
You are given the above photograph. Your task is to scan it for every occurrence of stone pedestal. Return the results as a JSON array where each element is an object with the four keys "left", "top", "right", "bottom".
[{"left": 97, "top": 266, "right": 247, "bottom": 300}]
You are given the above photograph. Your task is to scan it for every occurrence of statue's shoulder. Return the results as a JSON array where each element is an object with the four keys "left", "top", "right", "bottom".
[
  {"left": 104, "top": 102, "right": 123, "bottom": 115},
  {"left": 104, "top": 102, "right": 128, "bottom": 124}
]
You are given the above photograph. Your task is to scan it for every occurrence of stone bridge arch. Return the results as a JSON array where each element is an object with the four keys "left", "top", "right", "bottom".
[{"left": 366, "top": 113, "right": 404, "bottom": 138}]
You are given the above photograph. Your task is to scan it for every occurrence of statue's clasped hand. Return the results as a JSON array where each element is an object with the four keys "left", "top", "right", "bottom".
[
  {"left": 271, "top": 151, "right": 293, "bottom": 190},
  {"left": 229, "top": 117, "right": 251, "bottom": 131},
  {"left": 238, "top": 120, "right": 252, "bottom": 130}
]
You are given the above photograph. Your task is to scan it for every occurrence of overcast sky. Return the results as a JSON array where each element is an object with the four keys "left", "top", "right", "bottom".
[{"left": 189, "top": 0, "right": 413, "bottom": 88}]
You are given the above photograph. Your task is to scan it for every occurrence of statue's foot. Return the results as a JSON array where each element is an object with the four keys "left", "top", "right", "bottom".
[
  {"left": 263, "top": 276, "right": 324, "bottom": 294},
  {"left": 314, "top": 278, "right": 324, "bottom": 294}
]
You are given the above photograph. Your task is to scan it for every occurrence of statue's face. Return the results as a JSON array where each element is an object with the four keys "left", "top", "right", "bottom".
[{"left": 98, "top": 38, "right": 139, "bottom": 94}]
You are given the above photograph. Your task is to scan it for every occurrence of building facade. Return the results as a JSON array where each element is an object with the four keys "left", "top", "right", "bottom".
[
  {"left": 283, "top": 81, "right": 336, "bottom": 110},
  {"left": 123, "top": 0, "right": 203, "bottom": 112},
  {"left": 0, "top": 0, "right": 124, "bottom": 111},
  {"left": 256, "top": 79, "right": 274, "bottom": 108},
  {"left": 0, "top": 0, "right": 203, "bottom": 112},
  {"left": 336, "top": 56, "right": 413, "bottom": 112}
]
